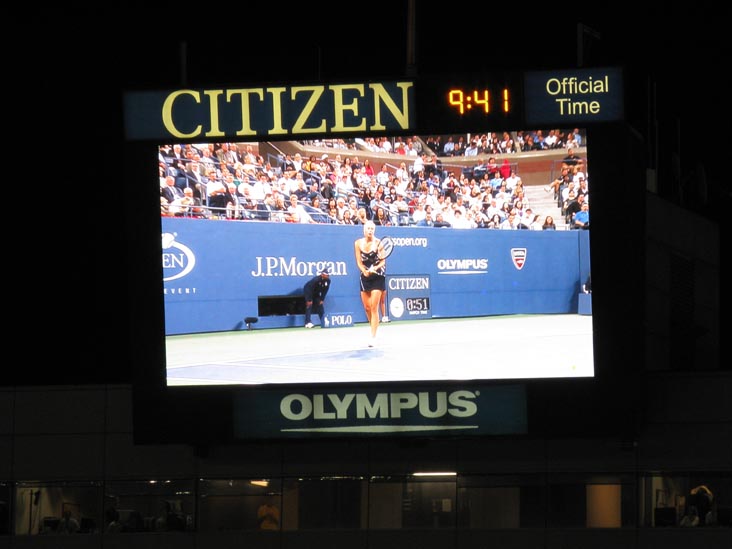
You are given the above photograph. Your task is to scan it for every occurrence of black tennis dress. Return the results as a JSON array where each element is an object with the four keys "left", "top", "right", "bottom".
[{"left": 359, "top": 247, "right": 386, "bottom": 292}]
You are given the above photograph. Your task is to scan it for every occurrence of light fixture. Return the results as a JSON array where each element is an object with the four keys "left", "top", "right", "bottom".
[{"left": 412, "top": 472, "right": 457, "bottom": 477}]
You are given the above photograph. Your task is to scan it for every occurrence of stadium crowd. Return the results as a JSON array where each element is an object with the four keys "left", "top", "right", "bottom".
[{"left": 159, "top": 129, "right": 589, "bottom": 230}]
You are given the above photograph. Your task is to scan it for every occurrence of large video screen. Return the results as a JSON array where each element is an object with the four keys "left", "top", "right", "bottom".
[{"left": 159, "top": 131, "right": 593, "bottom": 388}]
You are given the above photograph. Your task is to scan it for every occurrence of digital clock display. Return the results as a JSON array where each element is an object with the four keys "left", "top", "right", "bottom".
[
  {"left": 447, "top": 88, "right": 511, "bottom": 115},
  {"left": 406, "top": 297, "right": 430, "bottom": 313},
  {"left": 415, "top": 74, "right": 524, "bottom": 133}
]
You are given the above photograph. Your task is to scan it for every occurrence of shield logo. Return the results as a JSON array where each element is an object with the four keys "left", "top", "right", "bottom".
[{"left": 511, "top": 248, "right": 527, "bottom": 270}]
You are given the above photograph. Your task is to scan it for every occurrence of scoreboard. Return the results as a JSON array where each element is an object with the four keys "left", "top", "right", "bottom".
[{"left": 124, "top": 66, "right": 623, "bottom": 141}]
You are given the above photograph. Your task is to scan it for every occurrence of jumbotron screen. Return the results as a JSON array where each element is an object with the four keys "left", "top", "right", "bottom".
[
  {"left": 126, "top": 69, "right": 631, "bottom": 439},
  {"left": 159, "top": 132, "right": 593, "bottom": 389}
]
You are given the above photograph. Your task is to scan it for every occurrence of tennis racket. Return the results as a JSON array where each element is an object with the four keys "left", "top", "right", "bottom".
[
  {"left": 377, "top": 236, "right": 394, "bottom": 260},
  {"left": 368, "top": 236, "right": 394, "bottom": 274}
]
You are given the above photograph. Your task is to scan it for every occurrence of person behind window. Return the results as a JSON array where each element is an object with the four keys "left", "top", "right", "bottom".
[
  {"left": 57, "top": 510, "right": 80, "bottom": 534},
  {"left": 257, "top": 502, "right": 280, "bottom": 530}
]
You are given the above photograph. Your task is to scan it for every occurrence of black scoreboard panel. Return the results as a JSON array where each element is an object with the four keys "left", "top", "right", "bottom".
[
  {"left": 126, "top": 65, "right": 638, "bottom": 443},
  {"left": 124, "top": 67, "right": 623, "bottom": 142},
  {"left": 419, "top": 66, "right": 623, "bottom": 132}
]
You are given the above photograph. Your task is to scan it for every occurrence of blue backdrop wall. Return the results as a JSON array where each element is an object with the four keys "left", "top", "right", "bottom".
[{"left": 161, "top": 218, "right": 591, "bottom": 335}]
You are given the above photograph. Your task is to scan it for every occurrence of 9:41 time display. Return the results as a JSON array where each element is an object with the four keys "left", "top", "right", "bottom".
[{"left": 447, "top": 88, "right": 511, "bottom": 115}]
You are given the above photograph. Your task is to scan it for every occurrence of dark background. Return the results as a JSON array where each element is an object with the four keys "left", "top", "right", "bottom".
[{"left": 10, "top": 5, "right": 724, "bottom": 386}]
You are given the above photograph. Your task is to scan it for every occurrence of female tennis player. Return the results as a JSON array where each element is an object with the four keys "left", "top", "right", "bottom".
[{"left": 354, "top": 220, "right": 387, "bottom": 346}]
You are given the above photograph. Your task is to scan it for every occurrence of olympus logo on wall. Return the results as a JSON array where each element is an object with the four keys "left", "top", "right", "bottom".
[
  {"left": 281, "top": 390, "right": 478, "bottom": 420},
  {"left": 436, "top": 258, "right": 489, "bottom": 274},
  {"left": 235, "top": 385, "right": 527, "bottom": 437}
]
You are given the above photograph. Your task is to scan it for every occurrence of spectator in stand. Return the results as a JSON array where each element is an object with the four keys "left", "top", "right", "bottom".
[
  {"left": 411, "top": 200, "right": 428, "bottom": 224},
  {"left": 471, "top": 205, "right": 487, "bottom": 227},
  {"left": 442, "top": 136, "right": 455, "bottom": 156},
  {"left": 375, "top": 163, "right": 390, "bottom": 186},
  {"left": 514, "top": 131, "right": 525, "bottom": 150},
  {"left": 528, "top": 211, "right": 543, "bottom": 230},
  {"left": 169, "top": 143, "right": 187, "bottom": 175},
  {"left": 464, "top": 140, "right": 479, "bottom": 156},
  {"left": 571, "top": 128, "right": 582, "bottom": 147},
  {"left": 287, "top": 194, "right": 313, "bottom": 224},
  {"left": 291, "top": 173, "right": 309, "bottom": 201},
  {"left": 563, "top": 147, "right": 581, "bottom": 167},
  {"left": 353, "top": 207, "right": 369, "bottom": 225},
  {"left": 517, "top": 207, "right": 537, "bottom": 229},
  {"left": 545, "top": 167, "right": 570, "bottom": 198},
  {"left": 333, "top": 196, "right": 348, "bottom": 220},
  {"left": 542, "top": 215, "right": 557, "bottom": 230},
  {"left": 248, "top": 172, "right": 269, "bottom": 203},
  {"left": 424, "top": 154, "right": 441, "bottom": 179},
  {"left": 522, "top": 135, "right": 543, "bottom": 151},
  {"left": 255, "top": 192, "right": 277, "bottom": 221},
  {"left": 306, "top": 180, "right": 325, "bottom": 205},
  {"left": 184, "top": 160, "right": 208, "bottom": 199},
  {"left": 381, "top": 194, "right": 399, "bottom": 224},
  {"left": 572, "top": 201, "right": 590, "bottom": 229},
  {"left": 499, "top": 158, "right": 512, "bottom": 179},
  {"left": 159, "top": 162, "right": 170, "bottom": 187},
  {"left": 341, "top": 208, "right": 356, "bottom": 225},
  {"left": 544, "top": 129, "right": 559, "bottom": 149},
  {"left": 161, "top": 175, "right": 184, "bottom": 205},
  {"left": 271, "top": 194, "right": 289, "bottom": 222},
  {"left": 345, "top": 194, "right": 360, "bottom": 216},
  {"left": 504, "top": 169, "right": 522, "bottom": 194},
  {"left": 433, "top": 211, "right": 452, "bottom": 228},
  {"left": 309, "top": 196, "right": 330, "bottom": 223},
  {"left": 405, "top": 140, "right": 419, "bottom": 157},
  {"left": 453, "top": 136, "right": 466, "bottom": 156},
  {"left": 561, "top": 178, "right": 577, "bottom": 205},
  {"left": 564, "top": 192, "right": 586, "bottom": 225},
  {"left": 169, "top": 187, "right": 206, "bottom": 218},
  {"left": 571, "top": 160, "right": 587, "bottom": 184},
  {"left": 300, "top": 155, "right": 318, "bottom": 183},
  {"left": 576, "top": 175, "right": 589, "bottom": 199},
  {"left": 512, "top": 199, "right": 527, "bottom": 220},
  {"left": 326, "top": 199, "right": 340, "bottom": 223},
  {"left": 484, "top": 197, "right": 502, "bottom": 220},
  {"left": 487, "top": 213, "right": 502, "bottom": 229},
  {"left": 416, "top": 212, "right": 434, "bottom": 227},
  {"left": 373, "top": 206, "right": 392, "bottom": 226},
  {"left": 488, "top": 170, "right": 504, "bottom": 195},
  {"left": 494, "top": 182, "right": 511, "bottom": 206},
  {"left": 224, "top": 182, "right": 246, "bottom": 219},
  {"left": 562, "top": 189, "right": 577, "bottom": 221},
  {"left": 500, "top": 210, "right": 520, "bottom": 230}
]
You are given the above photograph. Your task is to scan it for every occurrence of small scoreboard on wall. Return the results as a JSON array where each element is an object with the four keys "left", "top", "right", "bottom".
[{"left": 386, "top": 275, "right": 432, "bottom": 320}]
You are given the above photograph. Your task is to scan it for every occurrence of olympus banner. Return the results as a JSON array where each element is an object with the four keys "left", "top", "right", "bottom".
[{"left": 233, "top": 384, "right": 527, "bottom": 438}]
